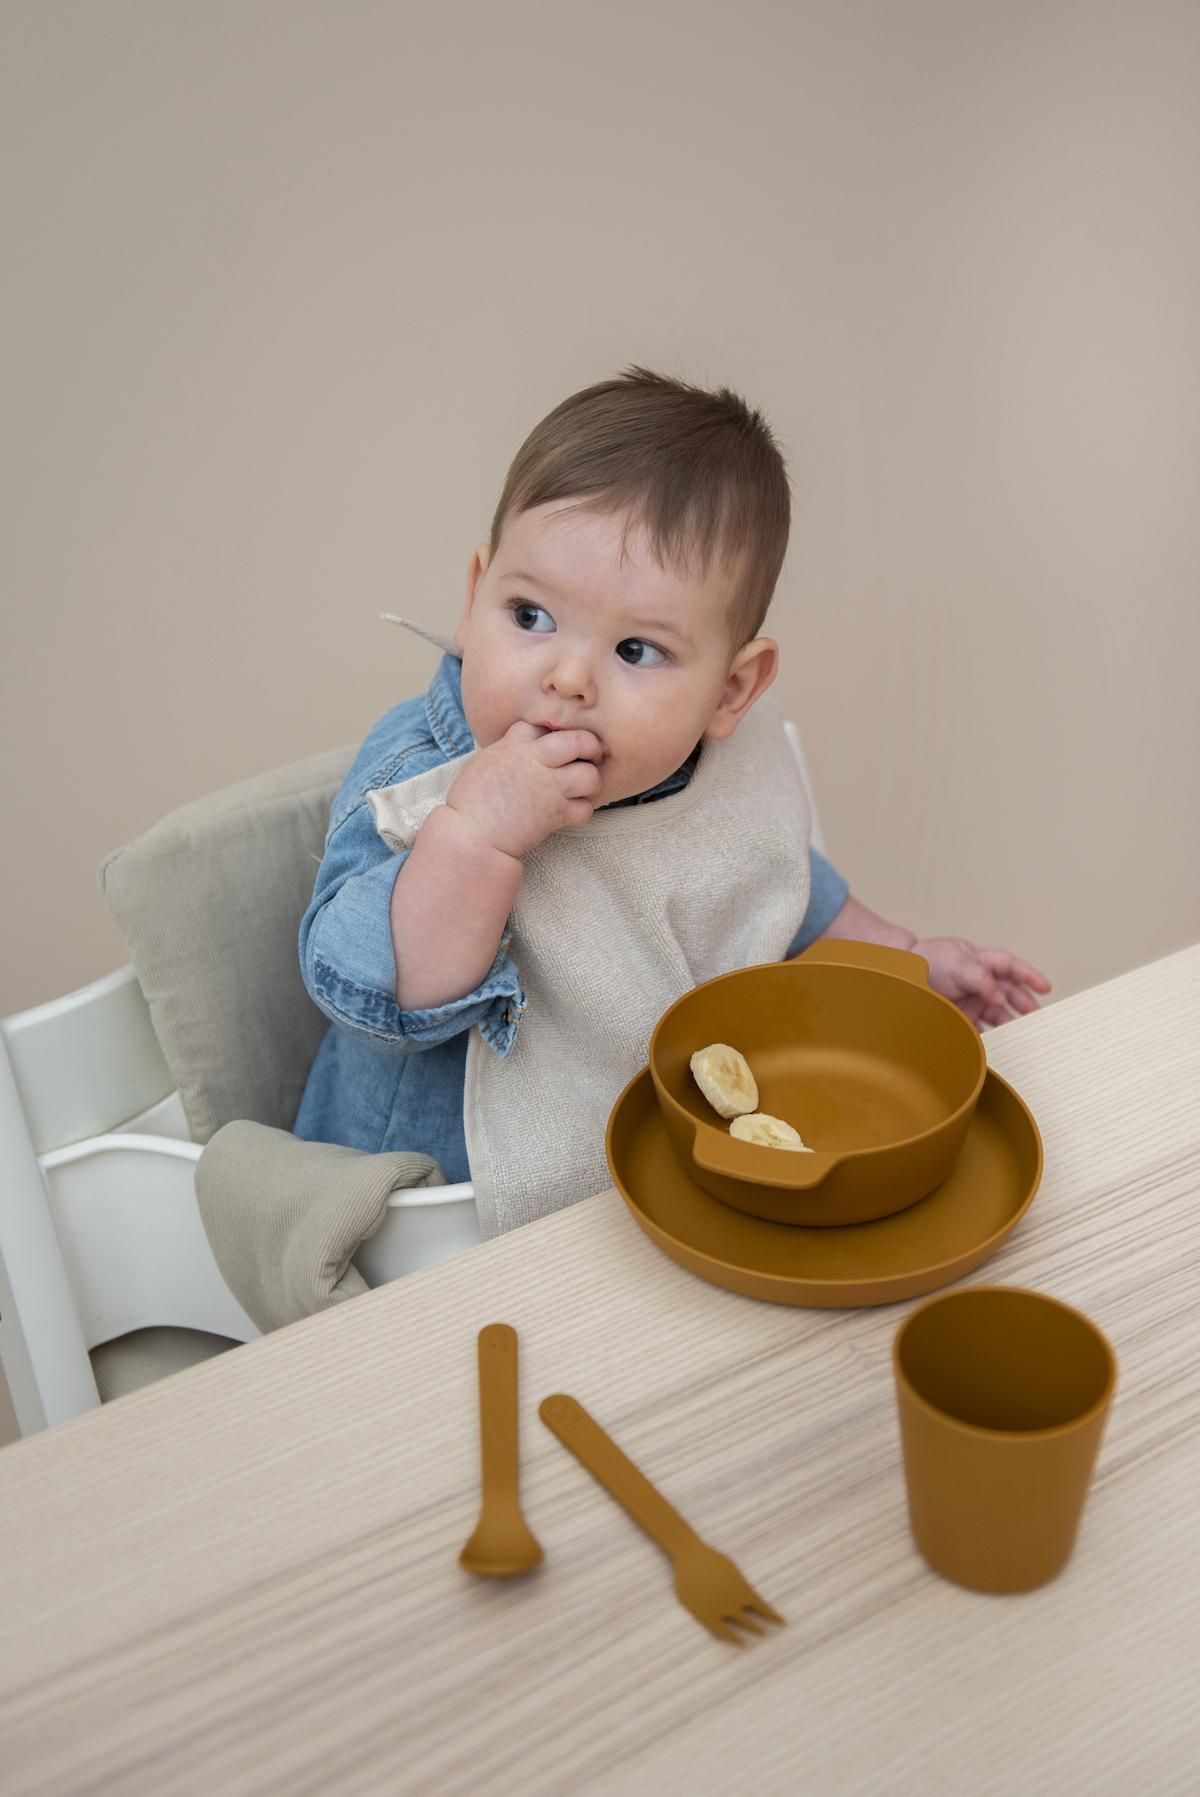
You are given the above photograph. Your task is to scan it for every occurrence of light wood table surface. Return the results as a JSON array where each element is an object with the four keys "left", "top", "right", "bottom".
[{"left": 1, "top": 945, "right": 1198, "bottom": 1795}]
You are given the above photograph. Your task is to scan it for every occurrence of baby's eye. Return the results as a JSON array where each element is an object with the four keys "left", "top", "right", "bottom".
[
  {"left": 510, "top": 600, "right": 554, "bottom": 633},
  {"left": 617, "top": 638, "right": 669, "bottom": 668}
]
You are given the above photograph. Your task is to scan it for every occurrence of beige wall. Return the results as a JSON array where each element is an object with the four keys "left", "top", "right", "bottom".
[{"left": 3, "top": 1, "right": 1197, "bottom": 1021}]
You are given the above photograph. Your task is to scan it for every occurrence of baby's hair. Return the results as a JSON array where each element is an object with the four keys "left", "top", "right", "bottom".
[{"left": 488, "top": 365, "right": 791, "bottom": 653}]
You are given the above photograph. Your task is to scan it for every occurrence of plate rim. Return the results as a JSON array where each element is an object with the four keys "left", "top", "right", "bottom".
[{"left": 607, "top": 1063, "right": 1044, "bottom": 1306}]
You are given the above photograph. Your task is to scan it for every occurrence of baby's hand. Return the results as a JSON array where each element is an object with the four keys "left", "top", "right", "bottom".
[
  {"left": 444, "top": 722, "right": 604, "bottom": 860},
  {"left": 912, "top": 937, "right": 1053, "bottom": 1031}
]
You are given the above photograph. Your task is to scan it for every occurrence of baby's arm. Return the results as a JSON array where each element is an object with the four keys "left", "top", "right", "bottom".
[
  {"left": 390, "top": 806, "right": 523, "bottom": 1012},
  {"left": 814, "top": 893, "right": 917, "bottom": 952},
  {"left": 390, "top": 719, "right": 604, "bottom": 1012}
]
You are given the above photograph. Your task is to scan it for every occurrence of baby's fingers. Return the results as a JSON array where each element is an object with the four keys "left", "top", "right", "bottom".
[
  {"left": 979, "top": 947, "right": 1052, "bottom": 992},
  {"left": 534, "top": 727, "right": 605, "bottom": 766},
  {"left": 956, "top": 991, "right": 990, "bottom": 1030},
  {"left": 556, "top": 757, "right": 603, "bottom": 800},
  {"left": 504, "top": 720, "right": 551, "bottom": 746},
  {"left": 956, "top": 956, "right": 1010, "bottom": 1013}
]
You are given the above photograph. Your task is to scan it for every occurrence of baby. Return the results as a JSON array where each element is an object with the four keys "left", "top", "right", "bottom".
[{"left": 294, "top": 365, "right": 1049, "bottom": 1232}]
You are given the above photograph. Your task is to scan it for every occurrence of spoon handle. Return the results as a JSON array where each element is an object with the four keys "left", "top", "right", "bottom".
[{"left": 477, "top": 1323, "right": 520, "bottom": 1503}]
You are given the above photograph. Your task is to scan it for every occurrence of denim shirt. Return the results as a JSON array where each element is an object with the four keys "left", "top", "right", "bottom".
[{"left": 292, "top": 652, "right": 850, "bottom": 1181}]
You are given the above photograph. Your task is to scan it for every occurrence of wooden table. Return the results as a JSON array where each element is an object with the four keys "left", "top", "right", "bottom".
[{"left": 2, "top": 946, "right": 1198, "bottom": 1795}]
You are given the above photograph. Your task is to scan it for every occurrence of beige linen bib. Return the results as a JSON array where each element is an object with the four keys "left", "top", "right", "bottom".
[{"left": 367, "top": 693, "right": 812, "bottom": 1239}]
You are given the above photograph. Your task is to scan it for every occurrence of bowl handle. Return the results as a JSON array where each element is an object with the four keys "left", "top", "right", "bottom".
[
  {"left": 791, "top": 939, "right": 930, "bottom": 988},
  {"left": 692, "top": 1125, "right": 842, "bottom": 1189}
]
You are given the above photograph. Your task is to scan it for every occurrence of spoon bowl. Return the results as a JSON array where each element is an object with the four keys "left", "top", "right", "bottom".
[{"left": 459, "top": 1505, "right": 544, "bottom": 1578}]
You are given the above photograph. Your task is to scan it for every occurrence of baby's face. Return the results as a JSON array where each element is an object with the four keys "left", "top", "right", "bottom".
[{"left": 454, "top": 499, "right": 776, "bottom": 807}]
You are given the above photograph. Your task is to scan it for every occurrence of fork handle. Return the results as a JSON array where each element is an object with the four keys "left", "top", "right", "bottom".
[{"left": 539, "top": 1394, "right": 703, "bottom": 1562}]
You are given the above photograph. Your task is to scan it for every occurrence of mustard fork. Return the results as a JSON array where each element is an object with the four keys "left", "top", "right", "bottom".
[{"left": 539, "top": 1393, "right": 784, "bottom": 1646}]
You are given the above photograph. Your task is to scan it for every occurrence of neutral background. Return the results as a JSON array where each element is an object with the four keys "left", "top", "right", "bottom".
[{"left": 3, "top": 0, "right": 1197, "bottom": 1020}]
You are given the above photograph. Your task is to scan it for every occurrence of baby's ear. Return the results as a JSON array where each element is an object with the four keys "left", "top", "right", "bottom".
[
  {"left": 707, "top": 638, "right": 779, "bottom": 739},
  {"left": 455, "top": 544, "right": 491, "bottom": 653}
]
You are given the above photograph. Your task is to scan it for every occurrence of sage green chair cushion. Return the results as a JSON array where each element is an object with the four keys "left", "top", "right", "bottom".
[{"left": 98, "top": 746, "right": 355, "bottom": 1144}]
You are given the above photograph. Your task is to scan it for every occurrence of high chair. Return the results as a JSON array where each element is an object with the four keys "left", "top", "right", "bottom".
[{"left": 0, "top": 723, "right": 826, "bottom": 1439}]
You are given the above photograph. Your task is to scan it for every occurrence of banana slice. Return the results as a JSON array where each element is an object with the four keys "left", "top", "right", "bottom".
[
  {"left": 690, "top": 1043, "right": 758, "bottom": 1118},
  {"left": 729, "top": 1112, "right": 814, "bottom": 1152}
]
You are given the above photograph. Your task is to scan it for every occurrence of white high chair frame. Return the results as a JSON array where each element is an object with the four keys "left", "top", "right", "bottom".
[{"left": 0, "top": 724, "right": 825, "bottom": 1439}]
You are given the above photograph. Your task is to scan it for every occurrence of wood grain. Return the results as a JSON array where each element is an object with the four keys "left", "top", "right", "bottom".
[{"left": 0, "top": 945, "right": 1197, "bottom": 1795}]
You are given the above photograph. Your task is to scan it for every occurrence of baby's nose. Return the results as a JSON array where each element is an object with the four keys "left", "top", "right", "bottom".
[{"left": 544, "top": 647, "right": 596, "bottom": 703}]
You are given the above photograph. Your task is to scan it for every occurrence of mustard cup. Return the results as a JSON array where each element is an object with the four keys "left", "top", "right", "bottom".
[{"left": 893, "top": 1286, "right": 1117, "bottom": 1593}]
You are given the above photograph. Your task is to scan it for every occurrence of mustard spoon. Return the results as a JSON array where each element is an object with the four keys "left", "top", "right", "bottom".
[{"left": 459, "top": 1323, "right": 543, "bottom": 1577}]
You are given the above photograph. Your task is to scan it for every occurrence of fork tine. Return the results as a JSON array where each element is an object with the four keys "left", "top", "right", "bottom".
[
  {"left": 707, "top": 1617, "right": 746, "bottom": 1647},
  {"left": 731, "top": 1610, "right": 767, "bottom": 1637},
  {"left": 745, "top": 1596, "right": 785, "bottom": 1628}
]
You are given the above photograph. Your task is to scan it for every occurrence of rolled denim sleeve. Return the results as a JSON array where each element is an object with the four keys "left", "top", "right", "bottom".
[
  {"left": 784, "top": 847, "right": 851, "bottom": 957},
  {"left": 299, "top": 788, "right": 527, "bottom": 1058}
]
